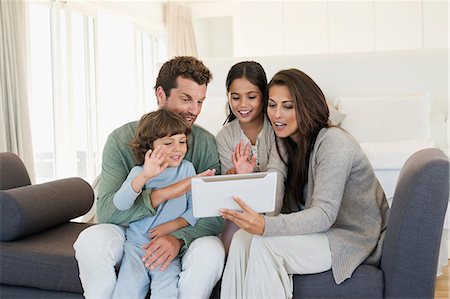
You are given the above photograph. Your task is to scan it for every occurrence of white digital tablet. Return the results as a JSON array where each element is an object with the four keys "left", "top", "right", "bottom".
[{"left": 191, "top": 172, "right": 277, "bottom": 218}]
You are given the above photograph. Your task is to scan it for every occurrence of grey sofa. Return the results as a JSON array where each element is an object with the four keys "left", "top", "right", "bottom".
[
  {"left": 0, "top": 152, "right": 94, "bottom": 298},
  {"left": 292, "top": 148, "right": 449, "bottom": 298},
  {"left": 1, "top": 148, "right": 448, "bottom": 299}
]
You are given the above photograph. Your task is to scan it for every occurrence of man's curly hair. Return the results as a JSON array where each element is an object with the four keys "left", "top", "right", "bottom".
[
  {"left": 130, "top": 109, "right": 191, "bottom": 165},
  {"left": 154, "top": 56, "right": 213, "bottom": 97}
]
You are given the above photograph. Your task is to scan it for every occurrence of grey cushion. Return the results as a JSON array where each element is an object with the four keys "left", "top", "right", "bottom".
[
  {"left": 0, "top": 222, "right": 92, "bottom": 293},
  {"left": 381, "top": 148, "right": 449, "bottom": 298},
  {"left": 0, "top": 284, "right": 83, "bottom": 299},
  {"left": 0, "top": 152, "right": 31, "bottom": 190},
  {"left": 0, "top": 178, "right": 94, "bottom": 241},
  {"left": 293, "top": 265, "right": 383, "bottom": 298}
]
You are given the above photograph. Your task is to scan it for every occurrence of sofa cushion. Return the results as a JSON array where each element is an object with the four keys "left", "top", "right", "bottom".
[
  {"left": 0, "top": 284, "right": 84, "bottom": 299},
  {"left": 0, "top": 222, "right": 92, "bottom": 293},
  {"left": 0, "top": 178, "right": 93, "bottom": 241},
  {"left": 293, "top": 264, "right": 383, "bottom": 298},
  {"left": 0, "top": 152, "right": 31, "bottom": 190}
]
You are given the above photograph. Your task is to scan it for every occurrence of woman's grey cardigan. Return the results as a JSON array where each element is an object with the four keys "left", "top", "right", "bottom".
[
  {"left": 263, "top": 127, "right": 390, "bottom": 284},
  {"left": 215, "top": 116, "right": 287, "bottom": 215}
]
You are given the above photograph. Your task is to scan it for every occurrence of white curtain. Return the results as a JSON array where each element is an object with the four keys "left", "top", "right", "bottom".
[
  {"left": 0, "top": 0, "right": 35, "bottom": 181},
  {"left": 165, "top": 2, "right": 198, "bottom": 57}
]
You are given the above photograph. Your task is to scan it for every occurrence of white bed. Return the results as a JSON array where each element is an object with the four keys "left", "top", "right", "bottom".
[
  {"left": 335, "top": 94, "right": 448, "bottom": 275},
  {"left": 335, "top": 94, "right": 435, "bottom": 203},
  {"left": 198, "top": 49, "right": 449, "bottom": 274}
]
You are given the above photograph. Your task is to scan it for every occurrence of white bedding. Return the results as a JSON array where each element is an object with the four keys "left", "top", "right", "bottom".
[
  {"left": 364, "top": 140, "right": 434, "bottom": 206},
  {"left": 373, "top": 169, "right": 401, "bottom": 206},
  {"left": 336, "top": 95, "right": 432, "bottom": 143},
  {"left": 360, "top": 140, "right": 435, "bottom": 169}
]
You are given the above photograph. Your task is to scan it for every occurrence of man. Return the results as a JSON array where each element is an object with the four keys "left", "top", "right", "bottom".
[{"left": 74, "top": 56, "right": 225, "bottom": 299}]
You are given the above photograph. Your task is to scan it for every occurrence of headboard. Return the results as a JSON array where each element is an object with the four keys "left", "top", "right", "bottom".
[{"left": 196, "top": 48, "right": 448, "bottom": 148}]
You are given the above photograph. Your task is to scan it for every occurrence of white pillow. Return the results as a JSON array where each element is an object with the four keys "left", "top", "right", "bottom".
[
  {"left": 360, "top": 140, "right": 434, "bottom": 169},
  {"left": 336, "top": 95, "right": 432, "bottom": 143},
  {"left": 327, "top": 101, "right": 346, "bottom": 126}
]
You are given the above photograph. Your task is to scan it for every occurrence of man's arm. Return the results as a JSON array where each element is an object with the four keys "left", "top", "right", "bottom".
[
  {"left": 97, "top": 133, "right": 155, "bottom": 225},
  {"left": 171, "top": 127, "right": 224, "bottom": 254},
  {"left": 141, "top": 216, "right": 224, "bottom": 271}
]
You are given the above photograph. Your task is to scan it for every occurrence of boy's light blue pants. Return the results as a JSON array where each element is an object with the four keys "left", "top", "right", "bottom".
[{"left": 112, "top": 241, "right": 181, "bottom": 299}]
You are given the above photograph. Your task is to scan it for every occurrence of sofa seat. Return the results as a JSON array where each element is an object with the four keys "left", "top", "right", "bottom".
[
  {"left": 0, "top": 284, "right": 84, "bottom": 299},
  {"left": 293, "top": 265, "right": 384, "bottom": 298},
  {"left": 0, "top": 222, "right": 92, "bottom": 294},
  {"left": 0, "top": 153, "right": 95, "bottom": 298}
]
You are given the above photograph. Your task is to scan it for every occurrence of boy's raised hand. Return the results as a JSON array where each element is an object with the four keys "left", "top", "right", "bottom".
[
  {"left": 195, "top": 168, "right": 216, "bottom": 178},
  {"left": 232, "top": 141, "right": 256, "bottom": 174},
  {"left": 142, "top": 145, "right": 169, "bottom": 180}
]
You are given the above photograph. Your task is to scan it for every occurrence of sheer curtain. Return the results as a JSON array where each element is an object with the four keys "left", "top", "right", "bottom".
[
  {"left": 165, "top": 2, "right": 198, "bottom": 57},
  {"left": 0, "top": 0, "right": 35, "bottom": 181}
]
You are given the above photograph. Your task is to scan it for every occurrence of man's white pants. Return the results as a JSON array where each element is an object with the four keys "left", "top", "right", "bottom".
[
  {"left": 221, "top": 229, "right": 332, "bottom": 299},
  {"left": 74, "top": 223, "right": 225, "bottom": 299}
]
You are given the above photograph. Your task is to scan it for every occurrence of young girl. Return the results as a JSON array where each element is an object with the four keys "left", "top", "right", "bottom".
[
  {"left": 112, "top": 109, "right": 214, "bottom": 299},
  {"left": 219, "top": 69, "right": 390, "bottom": 298},
  {"left": 215, "top": 61, "right": 287, "bottom": 253}
]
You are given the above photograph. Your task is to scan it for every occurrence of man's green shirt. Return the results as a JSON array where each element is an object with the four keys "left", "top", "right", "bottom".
[{"left": 97, "top": 121, "right": 223, "bottom": 254}]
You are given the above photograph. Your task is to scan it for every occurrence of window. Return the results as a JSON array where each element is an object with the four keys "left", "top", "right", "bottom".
[
  {"left": 28, "top": 1, "right": 166, "bottom": 183},
  {"left": 29, "top": 3, "right": 54, "bottom": 182}
]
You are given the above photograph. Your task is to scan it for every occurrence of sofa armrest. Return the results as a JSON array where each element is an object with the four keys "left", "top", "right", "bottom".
[
  {"left": 0, "top": 178, "right": 94, "bottom": 241},
  {"left": 381, "top": 148, "right": 449, "bottom": 298},
  {"left": 0, "top": 152, "right": 31, "bottom": 190}
]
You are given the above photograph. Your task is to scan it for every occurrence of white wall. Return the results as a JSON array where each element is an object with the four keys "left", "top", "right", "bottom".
[
  {"left": 87, "top": 1, "right": 165, "bottom": 30},
  {"left": 190, "top": 1, "right": 448, "bottom": 57},
  {"left": 189, "top": 1, "right": 448, "bottom": 148},
  {"left": 78, "top": 1, "right": 448, "bottom": 148},
  {"left": 193, "top": 17, "right": 234, "bottom": 58},
  {"left": 196, "top": 49, "right": 448, "bottom": 149}
]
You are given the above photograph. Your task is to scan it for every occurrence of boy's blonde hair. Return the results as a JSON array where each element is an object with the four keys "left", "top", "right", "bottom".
[{"left": 130, "top": 109, "right": 191, "bottom": 165}]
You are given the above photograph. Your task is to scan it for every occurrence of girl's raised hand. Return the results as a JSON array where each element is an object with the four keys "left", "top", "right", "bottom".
[
  {"left": 232, "top": 141, "right": 256, "bottom": 174},
  {"left": 142, "top": 145, "right": 169, "bottom": 180}
]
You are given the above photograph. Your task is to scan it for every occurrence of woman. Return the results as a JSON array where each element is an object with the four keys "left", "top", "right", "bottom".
[
  {"left": 215, "top": 61, "right": 286, "bottom": 254},
  {"left": 220, "top": 69, "right": 390, "bottom": 298}
]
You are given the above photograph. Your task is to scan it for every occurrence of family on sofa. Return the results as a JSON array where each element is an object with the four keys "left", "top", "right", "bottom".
[{"left": 72, "top": 55, "right": 391, "bottom": 299}]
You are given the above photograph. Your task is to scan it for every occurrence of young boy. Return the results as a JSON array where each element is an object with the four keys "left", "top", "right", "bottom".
[{"left": 112, "top": 109, "right": 211, "bottom": 298}]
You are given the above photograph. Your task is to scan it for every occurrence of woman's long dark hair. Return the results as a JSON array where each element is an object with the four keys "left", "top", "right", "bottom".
[
  {"left": 268, "top": 69, "right": 330, "bottom": 208},
  {"left": 223, "top": 61, "right": 268, "bottom": 124}
]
